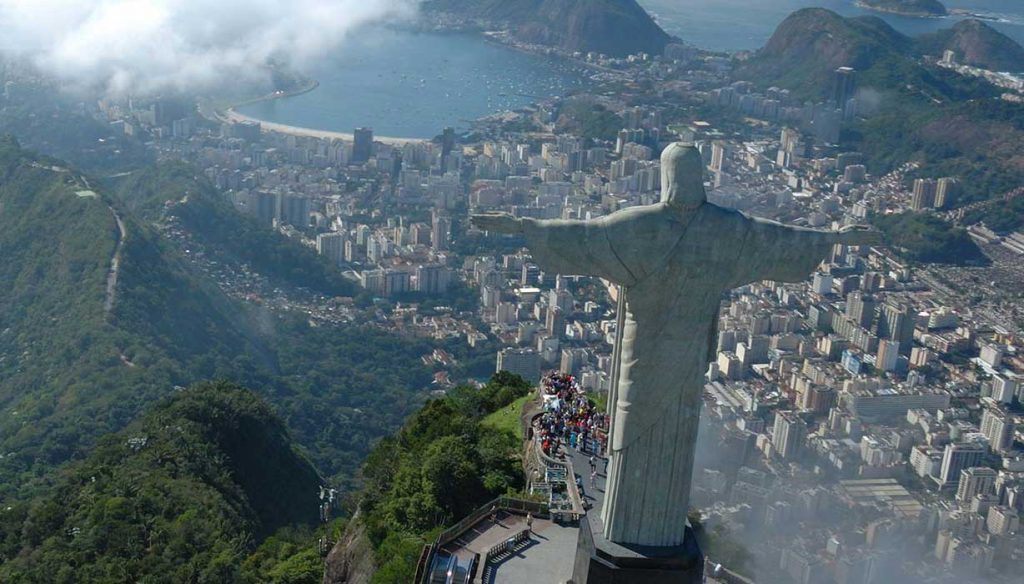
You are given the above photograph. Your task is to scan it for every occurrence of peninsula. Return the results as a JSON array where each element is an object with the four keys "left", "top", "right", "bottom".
[{"left": 857, "top": 0, "right": 948, "bottom": 17}]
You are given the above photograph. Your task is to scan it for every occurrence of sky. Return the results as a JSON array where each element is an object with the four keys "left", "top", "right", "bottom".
[{"left": 0, "top": 0, "right": 418, "bottom": 95}]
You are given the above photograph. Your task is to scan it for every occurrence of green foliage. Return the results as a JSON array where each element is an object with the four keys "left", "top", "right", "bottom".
[
  {"left": 481, "top": 394, "right": 532, "bottom": 440},
  {"left": 115, "top": 162, "right": 357, "bottom": 297},
  {"left": 0, "top": 382, "right": 322, "bottom": 583},
  {"left": 873, "top": 212, "right": 987, "bottom": 265},
  {"left": 962, "top": 196, "right": 1024, "bottom": 235},
  {"left": 357, "top": 374, "right": 531, "bottom": 581},
  {"left": 556, "top": 99, "right": 624, "bottom": 142}
]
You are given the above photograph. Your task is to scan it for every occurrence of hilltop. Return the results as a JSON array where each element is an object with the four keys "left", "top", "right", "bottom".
[
  {"left": 734, "top": 8, "right": 1024, "bottom": 204},
  {"left": 423, "top": 0, "right": 673, "bottom": 57},
  {"left": 858, "top": 0, "right": 947, "bottom": 17},
  {"left": 0, "top": 382, "right": 326, "bottom": 582},
  {"left": 916, "top": 18, "right": 1024, "bottom": 72},
  {"left": 737, "top": 8, "right": 912, "bottom": 98}
]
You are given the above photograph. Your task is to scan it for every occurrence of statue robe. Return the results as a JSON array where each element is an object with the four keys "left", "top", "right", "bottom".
[{"left": 522, "top": 201, "right": 835, "bottom": 546}]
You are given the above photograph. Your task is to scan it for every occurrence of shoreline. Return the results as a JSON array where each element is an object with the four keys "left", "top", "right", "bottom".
[
  {"left": 854, "top": 1, "right": 948, "bottom": 19},
  {"left": 218, "top": 25, "right": 592, "bottom": 145},
  {"left": 223, "top": 108, "right": 428, "bottom": 145}
]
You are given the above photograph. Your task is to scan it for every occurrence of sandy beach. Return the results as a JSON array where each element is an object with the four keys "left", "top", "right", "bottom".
[{"left": 224, "top": 108, "right": 428, "bottom": 145}]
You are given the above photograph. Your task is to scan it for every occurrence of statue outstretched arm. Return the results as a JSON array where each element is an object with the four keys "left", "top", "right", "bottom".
[
  {"left": 471, "top": 213, "right": 638, "bottom": 285},
  {"left": 736, "top": 215, "right": 884, "bottom": 285}
]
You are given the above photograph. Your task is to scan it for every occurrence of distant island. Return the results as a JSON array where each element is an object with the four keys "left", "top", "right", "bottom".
[{"left": 857, "top": 0, "right": 947, "bottom": 17}]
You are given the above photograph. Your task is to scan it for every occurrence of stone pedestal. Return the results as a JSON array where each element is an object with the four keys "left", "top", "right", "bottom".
[{"left": 571, "top": 514, "right": 703, "bottom": 584}]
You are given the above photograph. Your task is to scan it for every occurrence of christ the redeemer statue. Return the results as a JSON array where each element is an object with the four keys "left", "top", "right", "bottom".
[{"left": 473, "top": 143, "right": 882, "bottom": 548}]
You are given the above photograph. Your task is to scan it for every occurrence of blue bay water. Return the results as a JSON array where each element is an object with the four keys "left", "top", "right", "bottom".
[
  {"left": 237, "top": 2, "right": 1024, "bottom": 138},
  {"left": 236, "top": 29, "right": 589, "bottom": 139}
]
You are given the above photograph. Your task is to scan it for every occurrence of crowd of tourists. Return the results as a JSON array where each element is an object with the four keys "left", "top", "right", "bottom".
[{"left": 536, "top": 372, "right": 608, "bottom": 459}]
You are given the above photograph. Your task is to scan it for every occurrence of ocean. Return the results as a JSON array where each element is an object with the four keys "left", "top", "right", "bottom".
[{"left": 640, "top": 0, "right": 1024, "bottom": 52}]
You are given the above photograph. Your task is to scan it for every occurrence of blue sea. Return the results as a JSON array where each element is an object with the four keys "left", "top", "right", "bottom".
[
  {"left": 237, "top": 1, "right": 1024, "bottom": 138},
  {"left": 640, "top": 0, "right": 1024, "bottom": 52}
]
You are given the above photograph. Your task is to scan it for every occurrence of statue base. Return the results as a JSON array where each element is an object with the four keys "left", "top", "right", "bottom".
[{"left": 571, "top": 514, "right": 703, "bottom": 584}]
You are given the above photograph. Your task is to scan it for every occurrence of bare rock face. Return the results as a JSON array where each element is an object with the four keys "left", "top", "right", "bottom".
[{"left": 323, "top": 514, "right": 377, "bottom": 584}]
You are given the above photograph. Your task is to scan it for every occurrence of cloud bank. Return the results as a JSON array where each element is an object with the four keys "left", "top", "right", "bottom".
[{"left": 0, "top": 0, "right": 419, "bottom": 95}]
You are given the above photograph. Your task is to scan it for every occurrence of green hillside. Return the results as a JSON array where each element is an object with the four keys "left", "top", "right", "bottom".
[
  {"left": 354, "top": 372, "right": 533, "bottom": 583},
  {"left": 0, "top": 139, "right": 432, "bottom": 499},
  {"left": 0, "top": 382, "right": 326, "bottom": 583},
  {"left": 114, "top": 162, "right": 357, "bottom": 297}
]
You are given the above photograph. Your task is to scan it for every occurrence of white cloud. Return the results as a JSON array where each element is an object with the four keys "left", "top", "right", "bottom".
[{"left": 0, "top": 0, "right": 419, "bottom": 95}]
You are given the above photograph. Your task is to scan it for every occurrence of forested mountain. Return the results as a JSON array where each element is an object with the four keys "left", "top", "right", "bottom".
[
  {"left": 916, "top": 18, "right": 1024, "bottom": 72},
  {"left": 735, "top": 9, "right": 1024, "bottom": 204},
  {"left": 423, "top": 0, "right": 674, "bottom": 57},
  {"left": 0, "top": 138, "right": 432, "bottom": 500},
  {"left": 0, "top": 382, "right": 326, "bottom": 583}
]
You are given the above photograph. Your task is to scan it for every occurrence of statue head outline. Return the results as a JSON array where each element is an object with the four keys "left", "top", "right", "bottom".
[{"left": 660, "top": 142, "right": 707, "bottom": 210}]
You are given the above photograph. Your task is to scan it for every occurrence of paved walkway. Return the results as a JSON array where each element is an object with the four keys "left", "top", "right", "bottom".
[{"left": 488, "top": 520, "right": 578, "bottom": 583}]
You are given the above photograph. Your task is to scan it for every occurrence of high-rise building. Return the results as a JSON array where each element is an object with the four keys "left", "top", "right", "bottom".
[
  {"left": 911, "top": 179, "right": 937, "bottom": 211},
  {"left": 382, "top": 269, "right": 411, "bottom": 297},
  {"left": 772, "top": 411, "right": 807, "bottom": 460},
  {"left": 415, "top": 264, "right": 452, "bottom": 295},
  {"left": 980, "top": 405, "right": 1015, "bottom": 453},
  {"left": 496, "top": 348, "right": 541, "bottom": 383},
  {"left": 352, "top": 127, "right": 374, "bottom": 164},
  {"left": 957, "top": 467, "right": 997, "bottom": 505},
  {"left": 832, "top": 67, "right": 856, "bottom": 107},
  {"left": 440, "top": 126, "right": 456, "bottom": 170},
  {"left": 316, "top": 232, "right": 346, "bottom": 266},
  {"left": 878, "top": 302, "right": 914, "bottom": 352},
  {"left": 846, "top": 291, "right": 876, "bottom": 328},
  {"left": 709, "top": 141, "right": 728, "bottom": 181},
  {"left": 431, "top": 213, "right": 451, "bottom": 251},
  {"left": 939, "top": 442, "right": 985, "bottom": 489},
  {"left": 812, "top": 272, "right": 834, "bottom": 296},
  {"left": 277, "top": 194, "right": 311, "bottom": 228},
  {"left": 876, "top": 340, "right": 900, "bottom": 373},
  {"left": 935, "top": 177, "right": 958, "bottom": 209},
  {"left": 991, "top": 374, "right": 1018, "bottom": 404},
  {"left": 986, "top": 506, "right": 1019, "bottom": 535}
]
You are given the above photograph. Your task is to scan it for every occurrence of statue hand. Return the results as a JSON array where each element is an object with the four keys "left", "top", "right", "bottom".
[
  {"left": 472, "top": 213, "right": 524, "bottom": 234},
  {"left": 836, "top": 225, "right": 885, "bottom": 247}
]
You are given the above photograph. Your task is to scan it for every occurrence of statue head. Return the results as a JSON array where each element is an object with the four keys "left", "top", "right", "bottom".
[{"left": 660, "top": 142, "right": 707, "bottom": 210}]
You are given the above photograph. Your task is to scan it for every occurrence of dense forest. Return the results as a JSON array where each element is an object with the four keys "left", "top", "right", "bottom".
[
  {"left": 0, "top": 382, "right": 331, "bottom": 583},
  {"left": 356, "top": 372, "right": 533, "bottom": 583},
  {"left": 873, "top": 211, "right": 987, "bottom": 264}
]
